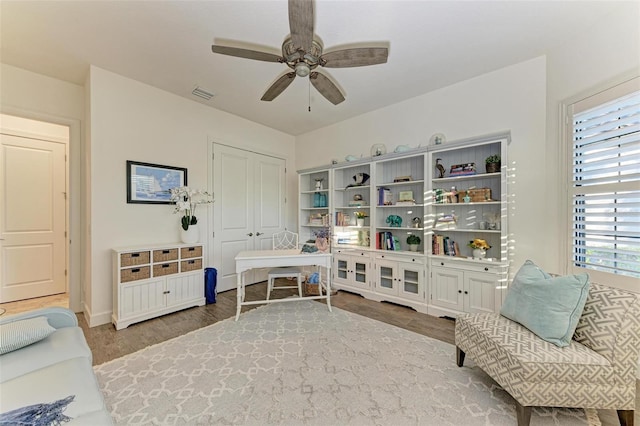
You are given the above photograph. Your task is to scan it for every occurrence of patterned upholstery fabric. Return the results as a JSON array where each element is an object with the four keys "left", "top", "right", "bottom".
[{"left": 455, "top": 283, "right": 640, "bottom": 410}]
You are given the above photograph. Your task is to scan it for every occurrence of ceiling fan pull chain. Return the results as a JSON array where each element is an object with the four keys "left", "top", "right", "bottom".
[{"left": 308, "top": 78, "right": 311, "bottom": 112}]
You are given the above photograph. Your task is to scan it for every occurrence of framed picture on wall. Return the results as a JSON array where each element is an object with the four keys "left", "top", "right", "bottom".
[{"left": 126, "top": 161, "right": 187, "bottom": 204}]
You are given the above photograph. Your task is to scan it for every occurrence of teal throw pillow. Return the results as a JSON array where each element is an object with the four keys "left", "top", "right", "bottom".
[
  {"left": 500, "top": 260, "right": 590, "bottom": 347},
  {"left": 0, "top": 316, "right": 55, "bottom": 355}
]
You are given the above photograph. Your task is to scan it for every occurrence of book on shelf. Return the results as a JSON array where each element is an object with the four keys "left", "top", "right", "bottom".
[
  {"left": 377, "top": 187, "right": 393, "bottom": 206},
  {"left": 449, "top": 163, "right": 476, "bottom": 176},
  {"left": 335, "top": 211, "right": 351, "bottom": 226},
  {"left": 434, "top": 213, "right": 457, "bottom": 230},
  {"left": 309, "top": 213, "right": 329, "bottom": 226},
  {"left": 394, "top": 201, "right": 416, "bottom": 206},
  {"left": 376, "top": 231, "right": 399, "bottom": 251},
  {"left": 432, "top": 235, "right": 461, "bottom": 256}
]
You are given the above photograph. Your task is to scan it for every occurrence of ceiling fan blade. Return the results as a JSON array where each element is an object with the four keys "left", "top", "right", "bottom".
[
  {"left": 321, "top": 47, "right": 388, "bottom": 68},
  {"left": 310, "top": 72, "right": 345, "bottom": 105},
  {"left": 211, "top": 45, "right": 282, "bottom": 63},
  {"left": 261, "top": 72, "right": 297, "bottom": 101},
  {"left": 289, "top": 0, "right": 314, "bottom": 52}
]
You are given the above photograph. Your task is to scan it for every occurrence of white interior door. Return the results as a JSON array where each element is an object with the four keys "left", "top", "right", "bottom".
[
  {"left": 212, "top": 144, "right": 286, "bottom": 292},
  {"left": 0, "top": 134, "right": 67, "bottom": 302}
]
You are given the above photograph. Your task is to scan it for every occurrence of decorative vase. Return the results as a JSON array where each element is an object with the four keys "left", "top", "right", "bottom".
[
  {"left": 409, "top": 244, "right": 419, "bottom": 252},
  {"left": 472, "top": 248, "right": 486, "bottom": 259},
  {"left": 315, "top": 237, "right": 329, "bottom": 253},
  {"left": 356, "top": 218, "right": 365, "bottom": 227},
  {"left": 486, "top": 162, "right": 501, "bottom": 174},
  {"left": 181, "top": 224, "right": 199, "bottom": 244}
]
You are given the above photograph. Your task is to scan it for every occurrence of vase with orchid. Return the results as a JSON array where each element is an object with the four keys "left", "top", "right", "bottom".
[
  {"left": 170, "top": 186, "right": 214, "bottom": 230},
  {"left": 354, "top": 211, "right": 368, "bottom": 227},
  {"left": 468, "top": 238, "right": 491, "bottom": 259},
  {"left": 313, "top": 227, "right": 331, "bottom": 253}
]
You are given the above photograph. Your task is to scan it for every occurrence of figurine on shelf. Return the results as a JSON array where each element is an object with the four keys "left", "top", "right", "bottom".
[
  {"left": 386, "top": 215, "right": 402, "bottom": 227},
  {"left": 435, "top": 158, "right": 446, "bottom": 178}
]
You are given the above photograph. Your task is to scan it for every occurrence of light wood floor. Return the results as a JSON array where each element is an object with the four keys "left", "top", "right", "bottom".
[
  {"left": 2, "top": 283, "right": 636, "bottom": 425},
  {"left": 0, "top": 292, "right": 68, "bottom": 316}
]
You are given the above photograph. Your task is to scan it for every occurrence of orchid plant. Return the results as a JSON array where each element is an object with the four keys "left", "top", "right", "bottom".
[
  {"left": 468, "top": 239, "right": 491, "bottom": 250},
  {"left": 170, "top": 186, "right": 214, "bottom": 230},
  {"left": 313, "top": 227, "right": 331, "bottom": 239}
]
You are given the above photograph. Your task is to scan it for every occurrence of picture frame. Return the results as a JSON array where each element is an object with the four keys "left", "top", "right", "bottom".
[
  {"left": 398, "top": 191, "right": 414, "bottom": 202},
  {"left": 126, "top": 161, "right": 187, "bottom": 204}
]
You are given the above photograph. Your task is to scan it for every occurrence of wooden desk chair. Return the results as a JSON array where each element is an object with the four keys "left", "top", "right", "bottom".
[{"left": 266, "top": 230, "right": 303, "bottom": 299}]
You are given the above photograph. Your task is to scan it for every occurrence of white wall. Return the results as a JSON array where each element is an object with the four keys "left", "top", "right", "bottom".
[
  {"left": 0, "top": 63, "right": 85, "bottom": 312},
  {"left": 86, "top": 66, "right": 296, "bottom": 325},
  {"left": 296, "top": 57, "right": 547, "bottom": 273},
  {"left": 544, "top": 5, "right": 640, "bottom": 277}
]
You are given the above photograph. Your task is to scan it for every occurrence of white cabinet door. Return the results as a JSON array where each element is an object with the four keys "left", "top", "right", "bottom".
[
  {"left": 375, "top": 259, "right": 398, "bottom": 296},
  {"left": 119, "top": 279, "right": 165, "bottom": 319},
  {"left": 166, "top": 272, "right": 203, "bottom": 306},
  {"left": 430, "top": 266, "right": 463, "bottom": 311},
  {"left": 464, "top": 271, "right": 500, "bottom": 314},
  {"left": 398, "top": 263, "right": 424, "bottom": 301},
  {"left": 213, "top": 144, "right": 286, "bottom": 292},
  {"left": 352, "top": 257, "right": 370, "bottom": 290},
  {"left": 334, "top": 255, "right": 351, "bottom": 286}
]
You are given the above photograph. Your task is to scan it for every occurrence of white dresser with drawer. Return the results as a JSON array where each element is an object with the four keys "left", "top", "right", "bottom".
[{"left": 112, "top": 243, "right": 206, "bottom": 330}]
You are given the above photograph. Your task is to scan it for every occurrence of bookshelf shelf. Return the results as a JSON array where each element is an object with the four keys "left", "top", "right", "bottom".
[
  {"left": 432, "top": 172, "right": 500, "bottom": 183},
  {"left": 432, "top": 201, "right": 500, "bottom": 207}
]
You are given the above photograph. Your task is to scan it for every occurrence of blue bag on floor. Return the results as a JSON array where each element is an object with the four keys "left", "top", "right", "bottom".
[{"left": 204, "top": 268, "right": 217, "bottom": 304}]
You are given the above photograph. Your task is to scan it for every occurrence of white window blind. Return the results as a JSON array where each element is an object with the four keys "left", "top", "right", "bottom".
[{"left": 571, "top": 82, "right": 640, "bottom": 279}]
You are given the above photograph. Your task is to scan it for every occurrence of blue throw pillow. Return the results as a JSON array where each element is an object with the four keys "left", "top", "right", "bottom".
[
  {"left": 0, "top": 316, "right": 55, "bottom": 355},
  {"left": 500, "top": 260, "right": 590, "bottom": 347}
]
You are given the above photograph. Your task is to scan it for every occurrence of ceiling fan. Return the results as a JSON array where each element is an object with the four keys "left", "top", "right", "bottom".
[{"left": 211, "top": 0, "right": 388, "bottom": 105}]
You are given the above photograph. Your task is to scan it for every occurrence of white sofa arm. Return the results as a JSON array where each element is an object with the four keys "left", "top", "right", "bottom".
[{"left": 0, "top": 307, "right": 78, "bottom": 329}]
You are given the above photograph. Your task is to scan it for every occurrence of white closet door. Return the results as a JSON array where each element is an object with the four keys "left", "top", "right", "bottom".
[
  {"left": 0, "top": 134, "right": 67, "bottom": 302},
  {"left": 212, "top": 144, "right": 286, "bottom": 292}
]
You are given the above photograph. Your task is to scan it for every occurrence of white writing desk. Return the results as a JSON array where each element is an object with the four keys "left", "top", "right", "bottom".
[{"left": 234, "top": 249, "right": 332, "bottom": 320}]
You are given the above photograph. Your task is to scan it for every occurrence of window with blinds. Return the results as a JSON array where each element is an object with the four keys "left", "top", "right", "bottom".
[{"left": 571, "top": 82, "right": 639, "bottom": 279}]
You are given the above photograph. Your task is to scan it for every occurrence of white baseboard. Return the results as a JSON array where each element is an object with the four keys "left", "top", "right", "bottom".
[{"left": 82, "top": 302, "right": 112, "bottom": 327}]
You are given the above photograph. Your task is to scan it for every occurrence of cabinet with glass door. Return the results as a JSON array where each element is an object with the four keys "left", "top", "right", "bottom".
[
  {"left": 332, "top": 248, "right": 371, "bottom": 293},
  {"left": 374, "top": 252, "right": 425, "bottom": 306}
]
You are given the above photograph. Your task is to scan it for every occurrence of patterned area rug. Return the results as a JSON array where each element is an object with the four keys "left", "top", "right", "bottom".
[{"left": 95, "top": 300, "right": 598, "bottom": 425}]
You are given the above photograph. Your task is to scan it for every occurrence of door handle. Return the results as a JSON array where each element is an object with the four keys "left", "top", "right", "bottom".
[
  {"left": 247, "top": 232, "right": 253, "bottom": 237},
  {"left": 256, "top": 232, "right": 264, "bottom": 236}
]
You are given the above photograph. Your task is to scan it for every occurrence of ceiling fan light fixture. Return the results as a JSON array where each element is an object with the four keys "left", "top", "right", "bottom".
[
  {"left": 210, "top": 0, "right": 388, "bottom": 104},
  {"left": 295, "top": 61, "right": 311, "bottom": 77}
]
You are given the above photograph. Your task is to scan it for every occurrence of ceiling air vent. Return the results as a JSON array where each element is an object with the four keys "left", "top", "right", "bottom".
[{"left": 191, "top": 86, "right": 214, "bottom": 101}]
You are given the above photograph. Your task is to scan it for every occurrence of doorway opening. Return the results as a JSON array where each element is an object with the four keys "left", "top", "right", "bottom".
[{"left": 0, "top": 114, "right": 70, "bottom": 313}]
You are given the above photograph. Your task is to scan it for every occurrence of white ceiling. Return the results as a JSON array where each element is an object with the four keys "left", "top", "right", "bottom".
[{"left": 0, "top": 1, "right": 635, "bottom": 135}]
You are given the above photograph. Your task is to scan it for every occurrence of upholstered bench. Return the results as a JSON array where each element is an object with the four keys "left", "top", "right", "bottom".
[{"left": 456, "top": 281, "right": 640, "bottom": 426}]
